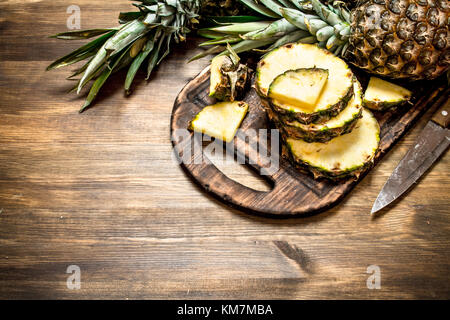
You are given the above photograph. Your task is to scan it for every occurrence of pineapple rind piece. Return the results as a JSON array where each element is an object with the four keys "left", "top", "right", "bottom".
[
  {"left": 189, "top": 101, "right": 249, "bottom": 143},
  {"left": 209, "top": 55, "right": 248, "bottom": 101},
  {"left": 363, "top": 77, "right": 412, "bottom": 111},
  {"left": 269, "top": 79, "right": 363, "bottom": 143},
  {"left": 285, "top": 108, "right": 380, "bottom": 180},
  {"left": 209, "top": 55, "right": 228, "bottom": 99},
  {"left": 256, "top": 43, "right": 354, "bottom": 124},
  {"left": 268, "top": 68, "right": 329, "bottom": 111}
]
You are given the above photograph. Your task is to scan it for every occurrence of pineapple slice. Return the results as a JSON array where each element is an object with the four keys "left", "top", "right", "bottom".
[
  {"left": 268, "top": 68, "right": 329, "bottom": 111},
  {"left": 285, "top": 108, "right": 380, "bottom": 180},
  {"left": 256, "top": 43, "right": 354, "bottom": 124},
  {"left": 272, "top": 80, "right": 363, "bottom": 143},
  {"left": 363, "top": 77, "right": 412, "bottom": 111},
  {"left": 189, "top": 101, "right": 249, "bottom": 143}
]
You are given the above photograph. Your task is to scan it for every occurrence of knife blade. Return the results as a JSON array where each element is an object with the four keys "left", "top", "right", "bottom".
[{"left": 371, "top": 98, "right": 450, "bottom": 215}]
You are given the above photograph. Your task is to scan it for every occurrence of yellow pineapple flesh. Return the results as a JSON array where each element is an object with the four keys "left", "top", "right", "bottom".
[
  {"left": 268, "top": 68, "right": 329, "bottom": 112},
  {"left": 189, "top": 101, "right": 249, "bottom": 143}
]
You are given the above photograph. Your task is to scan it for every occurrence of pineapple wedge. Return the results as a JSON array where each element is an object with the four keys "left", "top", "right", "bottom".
[
  {"left": 189, "top": 101, "right": 249, "bottom": 143},
  {"left": 271, "top": 80, "right": 363, "bottom": 143},
  {"left": 268, "top": 68, "right": 329, "bottom": 112},
  {"left": 363, "top": 77, "right": 412, "bottom": 111},
  {"left": 285, "top": 108, "right": 380, "bottom": 180},
  {"left": 209, "top": 55, "right": 228, "bottom": 98}
]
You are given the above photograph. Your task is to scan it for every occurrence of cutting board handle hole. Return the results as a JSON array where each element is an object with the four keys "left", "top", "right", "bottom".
[{"left": 204, "top": 140, "right": 274, "bottom": 192}]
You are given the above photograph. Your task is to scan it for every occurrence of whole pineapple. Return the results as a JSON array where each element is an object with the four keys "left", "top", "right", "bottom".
[
  {"left": 347, "top": 0, "right": 449, "bottom": 80},
  {"left": 200, "top": 0, "right": 449, "bottom": 81}
]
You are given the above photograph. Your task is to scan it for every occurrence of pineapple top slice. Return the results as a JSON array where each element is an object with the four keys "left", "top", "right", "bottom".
[
  {"left": 363, "top": 77, "right": 412, "bottom": 110},
  {"left": 189, "top": 101, "right": 249, "bottom": 143},
  {"left": 268, "top": 68, "right": 329, "bottom": 112},
  {"left": 256, "top": 43, "right": 353, "bottom": 113},
  {"left": 287, "top": 80, "right": 362, "bottom": 131}
]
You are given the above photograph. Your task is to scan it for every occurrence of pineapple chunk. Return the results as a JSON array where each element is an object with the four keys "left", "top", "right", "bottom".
[
  {"left": 209, "top": 55, "right": 228, "bottom": 98},
  {"left": 189, "top": 101, "right": 249, "bottom": 143},
  {"left": 209, "top": 52, "right": 248, "bottom": 101},
  {"left": 268, "top": 68, "right": 329, "bottom": 111},
  {"left": 363, "top": 77, "right": 412, "bottom": 111}
]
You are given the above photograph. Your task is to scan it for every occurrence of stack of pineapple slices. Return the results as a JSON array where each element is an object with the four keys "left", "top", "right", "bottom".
[
  {"left": 190, "top": 42, "right": 412, "bottom": 179},
  {"left": 256, "top": 43, "right": 381, "bottom": 180}
]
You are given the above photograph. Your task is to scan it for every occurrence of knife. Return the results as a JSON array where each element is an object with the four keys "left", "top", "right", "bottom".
[{"left": 371, "top": 98, "right": 450, "bottom": 215}]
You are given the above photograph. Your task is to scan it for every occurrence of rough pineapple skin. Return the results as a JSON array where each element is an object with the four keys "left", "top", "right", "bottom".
[
  {"left": 286, "top": 150, "right": 375, "bottom": 180},
  {"left": 363, "top": 99, "right": 407, "bottom": 111},
  {"left": 210, "top": 56, "right": 248, "bottom": 101},
  {"left": 281, "top": 108, "right": 381, "bottom": 181},
  {"left": 266, "top": 106, "right": 362, "bottom": 143},
  {"left": 347, "top": 0, "right": 449, "bottom": 80},
  {"left": 281, "top": 133, "right": 379, "bottom": 181},
  {"left": 210, "top": 70, "right": 248, "bottom": 101},
  {"left": 212, "top": 66, "right": 248, "bottom": 101},
  {"left": 281, "top": 139, "right": 376, "bottom": 181}
]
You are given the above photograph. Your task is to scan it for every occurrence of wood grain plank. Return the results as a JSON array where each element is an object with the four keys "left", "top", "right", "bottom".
[
  {"left": 0, "top": 0, "right": 448, "bottom": 299},
  {"left": 0, "top": 238, "right": 448, "bottom": 299}
]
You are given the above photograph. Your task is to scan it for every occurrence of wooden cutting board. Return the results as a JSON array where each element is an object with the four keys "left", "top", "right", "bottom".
[{"left": 171, "top": 65, "right": 448, "bottom": 217}]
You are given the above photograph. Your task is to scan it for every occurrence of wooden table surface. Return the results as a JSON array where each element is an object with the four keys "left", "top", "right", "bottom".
[{"left": 0, "top": 0, "right": 449, "bottom": 299}]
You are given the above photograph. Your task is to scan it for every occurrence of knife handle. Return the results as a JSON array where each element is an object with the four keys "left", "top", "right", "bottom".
[{"left": 431, "top": 98, "right": 450, "bottom": 128}]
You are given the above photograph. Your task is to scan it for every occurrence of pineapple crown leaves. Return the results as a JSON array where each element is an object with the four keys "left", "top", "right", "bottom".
[
  {"left": 47, "top": 0, "right": 205, "bottom": 112},
  {"left": 126, "top": 0, "right": 203, "bottom": 41},
  {"left": 46, "top": 0, "right": 356, "bottom": 112},
  {"left": 195, "top": 0, "right": 353, "bottom": 60}
]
